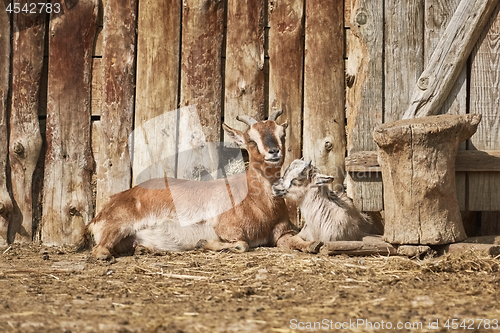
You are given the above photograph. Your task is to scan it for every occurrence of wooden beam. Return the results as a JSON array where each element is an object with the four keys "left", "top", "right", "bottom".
[
  {"left": 403, "top": 0, "right": 499, "bottom": 119},
  {"left": 9, "top": 2, "right": 46, "bottom": 242},
  {"left": 303, "top": 0, "right": 346, "bottom": 190},
  {"left": 224, "top": 0, "right": 265, "bottom": 138},
  {"left": 346, "top": 150, "right": 500, "bottom": 172},
  {"left": 0, "top": 5, "right": 12, "bottom": 246},
  {"left": 345, "top": 0, "right": 384, "bottom": 211},
  {"left": 41, "top": 0, "right": 98, "bottom": 245},
  {"left": 96, "top": 0, "right": 137, "bottom": 212},
  {"left": 268, "top": 0, "right": 304, "bottom": 225}
]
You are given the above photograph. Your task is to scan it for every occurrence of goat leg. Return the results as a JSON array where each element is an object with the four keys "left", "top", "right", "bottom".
[{"left": 276, "top": 233, "right": 322, "bottom": 254}]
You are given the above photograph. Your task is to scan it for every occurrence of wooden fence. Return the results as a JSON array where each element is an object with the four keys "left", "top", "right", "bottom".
[{"left": 0, "top": 0, "right": 499, "bottom": 246}]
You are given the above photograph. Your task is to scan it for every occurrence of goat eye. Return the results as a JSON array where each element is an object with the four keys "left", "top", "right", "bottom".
[
  {"left": 291, "top": 179, "right": 301, "bottom": 186},
  {"left": 247, "top": 139, "right": 256, "bottom": 146}
]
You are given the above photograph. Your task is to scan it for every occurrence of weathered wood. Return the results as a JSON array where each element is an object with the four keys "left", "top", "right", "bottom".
[
  {"left": 0, "top": 6, "right": 12, "bottom": 246},
  {"left": 303, "top": 0, "right": 345, "bottom": 191},
  {"left": 443, "top": 243, "right": 500, "bottom": 256},
  {"left": 469, "top": 4, "right": 500, "bottom": 212},
  {"left": 224, "top": 0, "right": 265, "bottom": 139},
  {"left": 425, "top": 0, "right": 468, "bottom": 210},
  {"left": 345, "top": 0, "right": 383, "bottom": 211},
  {"left": 268, "top": 0, "right": 304, "bottom": 225},
  {"left": 8, "top": 4, "right": 46, "bottom": 242},
  {"left": 133, "top": 0, "right": 181, "bottom": 183},
  {"left": 403, "top": 0, "right": 499, "bottom": 119},
  {"left": 179, "top": 0, "right": 224, "bottom": 178},
  {"left": 41, "top": 0, "right": 98, "bottom": 245},
  {"left": 346, "top": 150, "right": 500, "bottom": 172},
  {"left": 320, "top": 236, "right": 397, "bottom": 256},
  {"left": 385, "top": 0, "right": 424, "bottom": 122},
  {"left": 373, "top": 114, "right": 481, "bottom": 245},
  {"left": 96, "top": 0, "right": 137, "bottom": 212},
  {"left": 481, "top": 212, "right": 500, "bottom": 236}
]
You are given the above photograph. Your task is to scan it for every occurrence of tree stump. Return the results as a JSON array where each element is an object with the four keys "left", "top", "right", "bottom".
[{"left": 373, "top": 114, "right": 481, "bottom": 245}]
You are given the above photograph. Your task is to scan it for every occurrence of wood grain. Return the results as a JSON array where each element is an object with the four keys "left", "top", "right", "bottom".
[
  {"left": 404, "top": 0, "right": 498, "bottom": 119},
  {"left": 303, "top": 0, "right": 346, "bottom": 191},
  {"left": 0, "top": 6, "right": 12, "bottom": 246},
  {"left": 179, "top": 0, "right": 225, "bottom": 177},
  {"left": 424, "top": 0, "right": 467, "bottom": 210},
  {"left": 345, "top": 0, "right": 383, "bottom": 211},
  {"left": 224, "top": 0, "right": 265, "bottom": 139},
  {"left": 41, "top": 0, "right": 98, "bottom": 245},
  {"left": 96, "top": 0, "right": 137, "bottom": 212},
  {"left": 469, "top": 4, "right": 500, "bottom": 212},
  {"left": 268, "top": 0, "right": 304, "bottom": 225},
  {"left": 133, "top": 0, "right": 181, "bottom": 183},
  {"left": 9, "top": 3, "right": 46, "bottom": 242},
  {"left": 384, "top": 0, "right": 424, "bottom": 122}
]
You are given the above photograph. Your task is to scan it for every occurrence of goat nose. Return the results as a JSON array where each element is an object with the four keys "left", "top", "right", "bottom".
[{"left": 269, "top": 148, "right": 279, "bottom": 155}]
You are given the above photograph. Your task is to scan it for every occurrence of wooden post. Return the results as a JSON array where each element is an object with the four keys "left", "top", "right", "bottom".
[
  {"left": 0, "top": 5, "right": 12, "bottom": 246},
  {"left": 179, "top": 0, "right": 224, "bottom": 178},
  {"left": 224, "top": 0, "right": 265, "bottom": 139},
  {"left": 268, "top": 0, "right": 304, "bottom": 225},
  {"left": 303, "top": 0, "right": 345, "bottom": 190},
  {"left": 41, "top": 0, "right": 98, "bottom": 245},
  {"left": 469, "top": 4, "right": 500, "bottom": 213},
  {"left": 133, "top": 0, "right": 181, "bottom": 183},
  {"left": 96, "top": 0, "right": 137, "bottom": 212},
  {"left": 8, "top": 3, "right": 45, "bottom": 242},
  {"left": 373, "top": 114, "right": 481, "bottom": 245},
  {"left": 345, "top": 0, "right": 384, "bottom": 211}
]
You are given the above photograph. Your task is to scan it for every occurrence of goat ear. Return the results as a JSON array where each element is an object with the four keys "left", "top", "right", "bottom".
[
  {"left": 281, "top": 121, "right": 288, "bottom": 130},
  {"left": 222, "top": 123, "right": 246, "bottom": 148},
  {"left": 314, "top": 174, "right": 334, "bottom": 185}
]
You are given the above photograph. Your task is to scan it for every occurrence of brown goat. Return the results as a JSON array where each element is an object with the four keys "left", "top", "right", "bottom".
[{"left": 82, "top": 111, "right": 322, "bottom": 259}]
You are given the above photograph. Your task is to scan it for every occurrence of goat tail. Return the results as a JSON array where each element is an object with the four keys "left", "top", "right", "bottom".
[{"left": 75, "top": 225, "right": 94, "bottom": 252}]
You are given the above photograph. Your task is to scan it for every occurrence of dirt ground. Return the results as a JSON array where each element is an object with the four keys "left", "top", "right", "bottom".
[{"left": 1, "top": 243, "right": 499, "bottom": 333}]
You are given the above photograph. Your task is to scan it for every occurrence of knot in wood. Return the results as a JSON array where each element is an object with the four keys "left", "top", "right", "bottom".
[
  {"left": 324, "top": 140, "right": 333, "bottom": 151},
  {"left": 355, "top": 11, "right": 368, "bottom": 26},
  {"left": 13, "top": 142, "right": 24, "bottom": 155},
  {"left": 418, "top": 76, "right": 429, "bottom": 90},
  {"left": 0, "top": 202, "right": 4, "bottom": 214},
  {"left": 69, "top": 206, "right": 78, "bottom": 216}
]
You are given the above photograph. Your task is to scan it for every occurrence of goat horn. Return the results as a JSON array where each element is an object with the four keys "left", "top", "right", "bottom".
[
  {"left": 236, "top": 115, "right": 258, "bottom": 126},
  {"left": 268, "top": 109, "right": 283, "bottom": 121}
]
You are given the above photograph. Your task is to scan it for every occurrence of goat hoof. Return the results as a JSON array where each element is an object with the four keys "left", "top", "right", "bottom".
[
  {"left": 231, "top": 242, "right": 249, "bottom": 253},
  {"left": 92, "top": 246, "right": 113, "bottom": 260},
  {"left": 195, "top": 239, "right": 207, "bottom": 250},
  {"left": 308, "top": 241, "right": 323, "bottom": 254}
]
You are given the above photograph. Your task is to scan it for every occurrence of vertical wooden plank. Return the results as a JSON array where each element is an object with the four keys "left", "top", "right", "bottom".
[
  {"left": 8, "top": 2, "right": 45, "bottom": 242},
  {"left": 0, "top": 6, "right": 12, "bottom": 246},
  {"left": 269, "top": 0, "right": 304, "bottom": 224},
  {"left": 225, "top": 0, "right": 265, "bottom": 138},
  {"left": 96, "top": 0, "right": 137, "bottom": 212},
  {"left": 41, "top": 0, "right": 98, "bottom": 245},
  {"left": 469, "top": 4, "right": 500, "bottom": 212},
  {"left": 133, "top": 0, "right": 181, "bottom": 183},
  {"left": 345, "top": 0, "right": 384, "bottom": 211},
  {"left": 303, "top": 0, "right": 346, "bottom": 191},
  {"left": 425, "top": 0, "right": 468, "bottom": 210},
  {"left": 384, "top": 0, "right": 424, "bottom": 122},
  {"left": 179, "top": 0, "right": 224, "bottom": 176}
]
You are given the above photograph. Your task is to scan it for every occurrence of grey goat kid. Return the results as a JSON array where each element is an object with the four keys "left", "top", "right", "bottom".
[{"left": 272, "top": 159, "right": 375, "bottom": 242}]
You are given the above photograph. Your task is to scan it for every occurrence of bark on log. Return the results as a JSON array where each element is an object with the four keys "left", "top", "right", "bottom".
[
  {"left": 403, "top": 0, "right": 499, "bottom": 119},
  {"left": 96, "top": 0, "right": 137, "bottom": 212},
  {"left": 373, "top": 114, "right": 481, "bottom": 245},
  {"left": 0, "top": 7, "right": 12, "bottom": 246},
  {"left": 41, "top": 0, "right": 98, "bottom": 245},
  {"left": 9, "top": 4, "right": 45, "bottom": 242}
]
